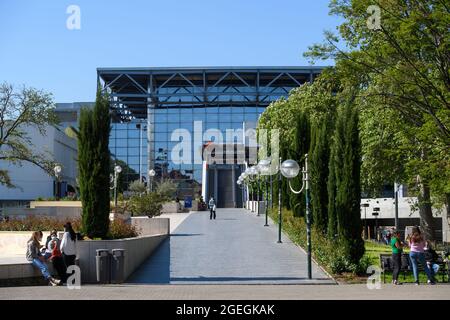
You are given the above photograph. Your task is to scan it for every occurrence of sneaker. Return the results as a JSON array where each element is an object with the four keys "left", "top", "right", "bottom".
[
  {"left": 50, "top": 278, "right": 61, "bottom": 285},
  {"left": 48, "top": 279, "right": 58, "bottom": 286},
  {"left": 415, "top": 281, "right": 419, "bottom": 286},
  {"left": 427, "top": 280, "right": 435, "bottom": 285},
  {"left": 393, "top": 280, "right": 402, "bottom": 285}
]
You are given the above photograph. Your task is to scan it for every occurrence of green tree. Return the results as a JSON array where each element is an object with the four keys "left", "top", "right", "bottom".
[
  {"left": 305, "top": 0, "right": 450, "bottom": 241},
  {"left": 129, "top": 192, "right": 164, "bottom": 217},
  {"left": 334, "top": 103, "right": 365, "bottom": 264},
  {"left": 0, "top": 83, "right": 59, "bottom": 187},
  {"left": 78, "top": 89, "right": 111, "bottom": 239},
  {"left": 310, "top": 114, "right": 333, "bottom": 234}
]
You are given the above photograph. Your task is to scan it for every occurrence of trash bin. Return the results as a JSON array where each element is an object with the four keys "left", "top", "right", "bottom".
[
  {"left": 111, "top": 249, "right": 126, "bottom": 284},
  {"left": 96, "top": 249, "right": 110, "bottom": 284}
]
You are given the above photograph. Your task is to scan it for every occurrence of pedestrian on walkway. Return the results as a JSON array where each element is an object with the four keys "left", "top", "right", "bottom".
[
  {"left": 390, "top": 230, "right": 403, "bottom": 285},
  {"left": 60, "top": 222, "right": 77, "bottom": 271},
  {"left": 26, "top": 231, "right": 61, "bottom": 286},
  {"left": 208, "top": 197, "right": 216, "bottom": 220},
  {"left": 407, "top": 226, "right": 434, "bottom": 285}
]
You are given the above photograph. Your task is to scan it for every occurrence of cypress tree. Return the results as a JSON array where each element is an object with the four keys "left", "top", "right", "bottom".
[
  {"left": 78, "top": 89, "right": 111, "bottom": 239},
  {"left": 327, "top": 134, "right": 338, "bottom": 239},
  {"left": 334, "top": 105, "right": 365, "bottom": 264},
  {"left": 310, "top": 115, "right": 332, "bottom": 234}
]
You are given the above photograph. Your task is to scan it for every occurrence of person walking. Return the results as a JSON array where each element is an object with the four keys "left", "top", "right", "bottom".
[
  {"left": 390, "top": 230, "right": 403, "bottom": 285},
  {"left": 60, "top": 222, "right": 77, "bottom": 271},
  {"left": 26, "top": 231, "right": 61, "bottom": 286},
  {"left": 208, "top": 197, "right": 216, "bottom": 220},
  {"left": 407, "top": 226, "right": 434, "bottom": 285}
]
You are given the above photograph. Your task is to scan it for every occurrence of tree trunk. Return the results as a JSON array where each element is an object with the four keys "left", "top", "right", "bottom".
[{"left": 418, "top": 181, "right": 435, "bottom": 241}]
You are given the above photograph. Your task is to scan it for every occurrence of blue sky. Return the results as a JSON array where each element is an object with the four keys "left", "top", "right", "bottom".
[{"left": 0, "top": 0, "right": 341, "bottom": 102}]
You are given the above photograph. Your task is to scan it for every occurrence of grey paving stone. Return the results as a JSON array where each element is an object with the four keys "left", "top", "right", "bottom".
[{"left": 127, "top": 208, "right": 334, "bottom": 284}]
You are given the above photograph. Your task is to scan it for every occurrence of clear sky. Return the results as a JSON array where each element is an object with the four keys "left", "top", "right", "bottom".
[{"left": 0, "top": 0, "right": 341, "bottom": 102}]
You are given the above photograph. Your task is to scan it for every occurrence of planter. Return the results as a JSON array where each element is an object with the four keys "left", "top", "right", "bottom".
[
  {"left": 161, "top": 202, "right": 183, "bottom": 213},
  {"left": 77, "top": 217, "right": 169, "bottom": 283},
  {"left": 76, "top": 234, "right": 167, "bottom": 283}
]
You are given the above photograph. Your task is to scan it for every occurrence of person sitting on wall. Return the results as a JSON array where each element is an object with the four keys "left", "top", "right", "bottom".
[
  {"left": 26, "top": 231, "right": 61, "bottom": 286},
  {"left": 424, "top": 241, "right": 439, "bottom": 282},
  {"left": 47, "top": 231, "right": 67, "bottom": 283}
]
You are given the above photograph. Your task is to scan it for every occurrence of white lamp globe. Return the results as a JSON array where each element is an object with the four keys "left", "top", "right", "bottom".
[
  {"left": 114, "top": 165, "right": 122, "bottom": 174},
  {"left": 280, "top": 160, "right": 300, "bottom": 179},
  {"left": 258, "top": 158, "right": 271, "bottom": 174},
  {"left": 54, "top": 165, "right": 62, "bottom": 175}
]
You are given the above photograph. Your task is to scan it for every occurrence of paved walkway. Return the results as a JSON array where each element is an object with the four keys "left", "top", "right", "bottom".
[
  {"left": 1, "top": 284, "right": 449, "bottom": 300},
  {"left": 127, "top": 208, "right": 333, "bottom": 284}
]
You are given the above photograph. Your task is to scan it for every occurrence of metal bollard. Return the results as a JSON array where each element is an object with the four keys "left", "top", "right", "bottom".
[
  {"left": 95, "top": 249, "right": 111, "bottom": 284},
  {"left": 111, "top": 249, "right": 126, "bottom": 284}
]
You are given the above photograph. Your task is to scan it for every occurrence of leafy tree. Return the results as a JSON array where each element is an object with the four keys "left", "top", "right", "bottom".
[
  {"left": 78, "top": 89, "right": 111, "bottom": 239},
  {"left": 129, "top": 192, "right": 164, "bottom": 217},
  {"left": 0, "top": 82, "right": 58, "bottom": 187},
  {"left": 128, "top": 179, "right": 147, "bottom": 195},
  {"left": 156, "top": 179, "right": 178, "bottom": 201},
  {"left": 305, "top": 0, "right": 450, "bottom": 240}
]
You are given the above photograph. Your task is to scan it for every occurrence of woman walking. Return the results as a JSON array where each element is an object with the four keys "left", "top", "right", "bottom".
[
  {"left": 390, "top": 230, "right": 403, "bottom": 285},
  {"left": 60, "top": 222, "right": 77, "bottom": 271},
  {"left": 407, "top": 226, "right": 434, "bottom": 285},
  {"left": 26, "top": 231, "right": 61, "bottom": 286}
]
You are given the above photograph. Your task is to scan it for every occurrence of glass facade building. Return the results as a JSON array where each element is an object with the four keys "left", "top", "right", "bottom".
[{"left": 99, "top": 67, "right": 323, "bottom": 199}]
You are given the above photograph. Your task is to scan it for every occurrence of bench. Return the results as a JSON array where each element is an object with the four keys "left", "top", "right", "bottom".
[{"left": 380, "top": 253, "right": 449, "bottom": 283}]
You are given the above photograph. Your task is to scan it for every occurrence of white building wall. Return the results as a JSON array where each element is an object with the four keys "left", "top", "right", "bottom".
[{"left": 0, "top": 125, "right": 77, "bottom": 203}]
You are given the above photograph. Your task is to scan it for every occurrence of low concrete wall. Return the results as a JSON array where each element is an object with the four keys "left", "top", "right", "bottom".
[
  {"left": 30, "top": 201, "right": 82, "bottom": 208},
  {"left": 0, "top": 260, "right": 56, "bottom": 280},
  {"left": 0, "top": 218, "right": 170, "bottom": 282},
  {"left": 131, "top": 217, "right": 170, "bottom": 236},
  {"left": 76, "top": 234, "right": 167, "bottom": 283},
  {"left": 2, "top": 207, "right": 81, "bottom": 220}
]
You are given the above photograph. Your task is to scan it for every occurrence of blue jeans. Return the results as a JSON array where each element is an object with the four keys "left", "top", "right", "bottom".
[
  {"left": 409, "top": 251, "right": 432, "bottom": 282},
  {"left": 32, "top": 258, "right": 51, "bottom": 279}
]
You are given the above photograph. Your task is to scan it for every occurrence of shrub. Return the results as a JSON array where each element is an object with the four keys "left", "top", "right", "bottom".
[
  {"left": 270, "top": 208, "right": 368, "bottom": 275},
  {"left": 155, "top": 180, "right": 178, "bottom": 200},
  {"left": 128, "top": 180, "right": 147, "bottom": 195},
  {"left": 106, "top": 219, "right": 138, "bottom": 239},
  {"left": 0, "top": 216, "right": 82, "bottom": 232},
  {"left": 0, "top": 216, "right": 137, "bottom": 240},
  {"left": 129, "top": 192, "right": 164, "bottom": 217}
]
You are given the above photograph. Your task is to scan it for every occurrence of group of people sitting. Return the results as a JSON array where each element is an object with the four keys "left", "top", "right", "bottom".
[
  {"left": 390, "top": 226, "right": 443, "bottom": 285},
  {"left": 26, "top": 222, "right": 77, "bottom": 286}
]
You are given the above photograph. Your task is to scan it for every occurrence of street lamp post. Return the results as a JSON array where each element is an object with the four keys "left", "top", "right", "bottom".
[
  {"left": 258, "top": 159, "right": 271, "bottom": 227},
  {"left": 280, "top": 156, "right": 311, "bottom": 279},
  {"left": 361, "top": 203, "right": 370, "bottom": 239},
  {"left": 148, "top": 169, "right": 156, "bottom": 192},
  {"left": 394, "top": 182, "right": 400, "bottom": 230},
  {"left": 53, "top": 165, "right": 62, "bottom": 201},
  {"left": 373, "top": 207, "right": 380, "bottom": 241},
  {"left": 112, "top": 165, "right": 122, "bottom": 212}
]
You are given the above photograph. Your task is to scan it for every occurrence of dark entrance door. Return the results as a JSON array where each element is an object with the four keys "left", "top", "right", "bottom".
[{"left": 218, "top": 169, "right": 234, "bottom": 208}]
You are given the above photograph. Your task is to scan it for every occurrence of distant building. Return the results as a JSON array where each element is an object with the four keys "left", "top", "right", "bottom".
[{"left": 0, "top": 103, "right": 91, "bottom": 207}]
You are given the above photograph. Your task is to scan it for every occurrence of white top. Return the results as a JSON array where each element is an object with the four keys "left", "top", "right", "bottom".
[{"left": 60, "top": 232, "right": 76, "bottom": 256}]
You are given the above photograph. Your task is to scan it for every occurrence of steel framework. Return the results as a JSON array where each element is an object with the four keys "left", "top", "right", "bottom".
[{"left": 97, "top": 66, "right": 324, "bottom": 187}]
